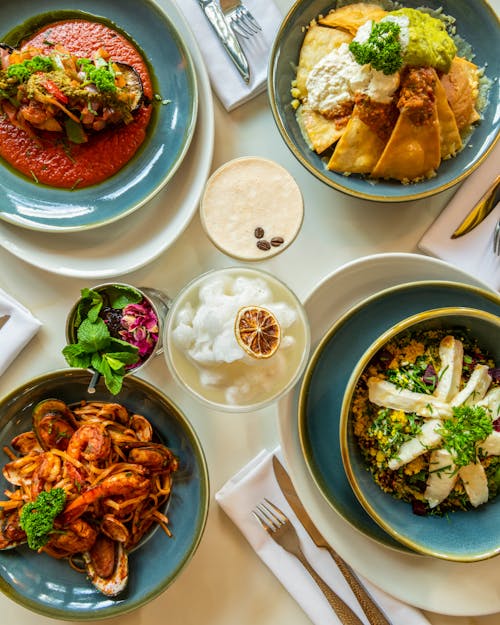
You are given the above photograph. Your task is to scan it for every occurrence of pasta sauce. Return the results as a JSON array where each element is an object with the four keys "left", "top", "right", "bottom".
[{"left": 0, "top": 19, "right": 153, "bottom": 188}]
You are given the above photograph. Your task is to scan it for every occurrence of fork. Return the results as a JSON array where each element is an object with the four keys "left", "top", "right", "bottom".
[
  {"left": 494, "top": 219, "right": 500, "bottom": 255},
  {"left": 220, "top": 0, "right": 261, "bottom": 39},
  {"left": 253, "top": 499, "right": 365, "bottom": 625}
]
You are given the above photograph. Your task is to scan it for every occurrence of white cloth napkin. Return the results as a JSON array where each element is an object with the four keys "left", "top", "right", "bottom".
[
  {"left": 418, "top": 142, "right": 500, "bottom": 291},
  {"left": 178, "top": 0, "right": 283, "bottom": 111},
  {"left": 216, "top": 448, "right": 431, "bottom": 625},
  {"left": 0, "top": 288, "right": 42, "bottom": 376}
]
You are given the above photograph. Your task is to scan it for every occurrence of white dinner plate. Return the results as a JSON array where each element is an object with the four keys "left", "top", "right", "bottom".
[
  {"left": 278, "top": 252, "right": 500, "bottom": 616},
  {"left": 0, "top": 3, "right": 214, "bottom": 277}
]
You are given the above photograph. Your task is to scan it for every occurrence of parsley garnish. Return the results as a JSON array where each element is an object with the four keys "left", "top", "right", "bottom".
[
  {"left": 349, "top": 21, "right": 403, "bottom": 75},
  {"left": 19, "top": 488, "right": 66, "bottom": 550},
  {"left": 437, "top": 405, "right": 493, "bottom": 468}
]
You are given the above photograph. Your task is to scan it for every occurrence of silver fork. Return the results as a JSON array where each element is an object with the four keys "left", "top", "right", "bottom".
[
  {"left": 494, "top": 219, "right": 500, "bottom": 255},
  {"left": 220, "top": 0, "right": 261, "bottom": 39},
  {"left": 253, "top": 499, "right": 365, "bottom": 625}
]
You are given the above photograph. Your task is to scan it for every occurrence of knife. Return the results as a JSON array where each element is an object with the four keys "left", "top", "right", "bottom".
[
  {"left": 272, "top": 455, "right": 392, "bottom": 625},
  {"left": 197, "top": 0, "right": 250, "bottom": 83},
  {"left": 451, "top": 174, "right": 500, "bottom": 239}
]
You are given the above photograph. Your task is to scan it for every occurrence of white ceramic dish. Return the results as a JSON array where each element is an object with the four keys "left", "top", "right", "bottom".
[
  {"left": 277, "top": 252, "right": 500, "bottom": 616},
  {"left": 0, "top": 3, "right": 214, "bottom": 278}
]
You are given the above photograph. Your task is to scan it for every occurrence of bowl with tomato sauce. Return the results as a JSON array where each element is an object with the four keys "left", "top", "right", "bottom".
[{"left": 0, "top": 0, "right": 198, "bottom": 230}]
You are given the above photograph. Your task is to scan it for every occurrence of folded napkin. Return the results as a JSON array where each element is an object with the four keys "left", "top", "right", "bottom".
[
  {"left": 0, "top": 288, "right": 42, "bottom": 376},
  {"left": 178, "top": 0, "right": 283, "bottom": 111},
  {"left": 418, "top": 142, "right": 500, "bottom": 291},
  {"left": 216, "top": 448, "right": 431, "bottom": 625}
]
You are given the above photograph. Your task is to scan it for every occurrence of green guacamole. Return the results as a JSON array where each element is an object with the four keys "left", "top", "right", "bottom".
[{"left": 390, "top": 8, "right": 457, "bottom": 73}]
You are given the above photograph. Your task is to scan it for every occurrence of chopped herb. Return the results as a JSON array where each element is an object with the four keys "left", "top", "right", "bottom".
[
  {"left": 19, "top": 488, "right": 67, "bottom": 550},
  {"left": 438, "top": 405, "right": 493, "bottom": 468},
  {"left": 349, "top": 21, "right": 403, "bottom": 75}
]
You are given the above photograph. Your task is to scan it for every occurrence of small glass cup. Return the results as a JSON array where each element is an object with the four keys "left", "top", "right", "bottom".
[
  {"left": 163, "top": 267, "right": 311, "bottom": 412},
  {"left": 199, "top": 157, "right": 304, "bottom": 261},
  {"left": 65, "top": 283, "right": 170, "bottom": 392}
]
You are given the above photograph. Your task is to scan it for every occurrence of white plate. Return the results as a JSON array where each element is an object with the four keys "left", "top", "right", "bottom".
[
  {"left": 278, "top": 252, "right": 500, "bottom": 616},
  {"left": 0, "top": 5, "right": 214, "bottom": 278}
]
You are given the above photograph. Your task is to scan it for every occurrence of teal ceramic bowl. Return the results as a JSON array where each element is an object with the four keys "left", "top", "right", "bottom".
[
  {"left": 0, "top": 0, "right": 197, "bottom": 231},
  {"left": 268, "top": 0, "right": 500, "bottom": 202},
  {"left": 0, "top": 369, "right": 209, "bottom": 620},
  {"left": 340, "top": 307, "right": 500, "bottom": 562},
  {"left": 298, "top": 281, "right": 500, "bottom": 555}
]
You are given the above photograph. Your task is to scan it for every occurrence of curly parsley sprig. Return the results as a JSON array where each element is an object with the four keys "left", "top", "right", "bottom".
[{"left": 349, "top": 21, "right": 403, "bottom": 75}]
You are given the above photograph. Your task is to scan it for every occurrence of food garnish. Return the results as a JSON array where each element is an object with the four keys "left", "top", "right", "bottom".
[
  {"left": 19, "top": 487, "right": 67, "bottom": 551},
  {"left": 235, "top": 306, "right": 281, "bottom": 359},
  {"left": 63, "top": 285, "right": 159, "bottom": 394}
]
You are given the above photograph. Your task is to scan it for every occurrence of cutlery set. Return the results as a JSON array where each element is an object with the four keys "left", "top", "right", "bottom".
[
  {"left": 197, "top": 0, "right": 261, "bottom": 83},
  {"left": 253, "top": 456, "right": 392, "bottom": 625}
]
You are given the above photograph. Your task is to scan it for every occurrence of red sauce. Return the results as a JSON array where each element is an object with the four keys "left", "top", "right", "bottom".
[{"left": 0, "top": 19, "right": 153, "bottom": 188}]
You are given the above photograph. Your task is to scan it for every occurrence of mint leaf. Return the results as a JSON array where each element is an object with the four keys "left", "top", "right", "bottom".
[
  {"left": 62, "top": 343, "right": 92, "bottom": 368},
  {"left": 95, "top": 356, "right": 123, "bottom": 395},
  {"left": 75, "top": 288, "right": 103, "bottom": 325},
  {"left": 107, "top": 285, "right": 142, "bottom": 309},
  {"left": 107, "top": 337, "right": 140, "bottom": 354},
  {"left": 103, "top": 353, "right": 133, "bottom": 371},
  {"left": 106, "top": 351, "right": 139, "bottom": 367},
  {"left": 77, "top": 318, "right": 110, "bottom": 352}
]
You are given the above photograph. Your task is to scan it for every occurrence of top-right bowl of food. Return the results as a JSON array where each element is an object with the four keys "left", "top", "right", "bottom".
[{"left": 268, "top": 0, "right": 500, "bottom": 201}]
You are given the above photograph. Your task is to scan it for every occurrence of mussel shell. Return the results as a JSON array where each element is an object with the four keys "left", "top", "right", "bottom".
[
  {"left": 32, "top": 399, "right": 76, "bottom": 450},
  {"left": 0, "top": 43, "right": 14, "bottom": 53},
  {"left": 115, "top": 62, "right": 144, "bottom": 111},
  {"left": 83, "top": 538, "right": 128, "bottom": 597}
]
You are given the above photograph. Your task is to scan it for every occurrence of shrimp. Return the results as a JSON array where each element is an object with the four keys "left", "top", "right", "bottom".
[
  {"left": 66, "top": 423, "right": 111, "bottom": 462},
  {"left": 62, "top": 469, "right": 150, "bottom": 524},
  {"left": 31, "top": 452, "right": 62, "bottom": 498}
]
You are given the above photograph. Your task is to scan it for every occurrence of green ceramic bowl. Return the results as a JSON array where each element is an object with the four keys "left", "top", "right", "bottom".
[
  {"left": 268, "top": 0, "right": 500, "bottom": 201},
  {"left": 340, "top": 307, "right": 500, "bottom": 561},
  {"left": 0, "top": 369, "right": 209, "bottom": 619}
]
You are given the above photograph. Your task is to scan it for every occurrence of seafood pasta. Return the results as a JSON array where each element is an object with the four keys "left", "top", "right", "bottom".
[{"left": 0, "top": 399, "right": 178, "bottom": 596}]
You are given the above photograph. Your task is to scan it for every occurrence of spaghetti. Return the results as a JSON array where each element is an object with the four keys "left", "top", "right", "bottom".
[{"left": 0, "top": 399, "right": 178, "bottom": 595}]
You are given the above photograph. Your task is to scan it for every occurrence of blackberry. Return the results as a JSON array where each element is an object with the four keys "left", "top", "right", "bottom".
[{"left": 100, "top": 307, "right": 124, "bottom": 338}]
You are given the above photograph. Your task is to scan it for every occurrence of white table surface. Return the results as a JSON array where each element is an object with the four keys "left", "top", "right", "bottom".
[{"left": 0, "top": 1, "right": 499, "bottom": 624}]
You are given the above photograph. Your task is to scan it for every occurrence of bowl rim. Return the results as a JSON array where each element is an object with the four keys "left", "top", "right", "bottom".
[
  {"left": 339, "top": 306, "right": 500, "bottom": 561},
  {"left": 267, "top": 0, "right": 500, "bottom": 202}
]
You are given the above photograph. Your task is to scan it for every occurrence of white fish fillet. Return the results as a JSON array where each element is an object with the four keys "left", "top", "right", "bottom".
[
  {"left": 478, "top": 431, "right": 500, "bottom": 456},
  {"left": 433, "top": 336, "right": 463, "bottom": 401},
  {"left": 368, "top": 378, "right": 452, "bottom": 418},
  {"left": 388, "top": 418, "right": 442, "bottom": 470},
  {"left": 459, "top": 462, "right": 489, "bottom": 507},
  {"left": 450, "top": 364, "right": 491, "bottom": 407},
  {"left": 477, "top": 387, "right": 500, "bottom": 421},
  {"left": 424, "top": 448, "right": 458, "bottom": 508}
]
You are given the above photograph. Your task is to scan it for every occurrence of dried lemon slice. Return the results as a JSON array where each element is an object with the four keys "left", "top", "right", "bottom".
[{"left": 235, "top": 306, "right": 281, "bottom": 359}]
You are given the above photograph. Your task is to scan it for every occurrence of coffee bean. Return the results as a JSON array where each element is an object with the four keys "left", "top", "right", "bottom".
[
  {"left": 254, "top": 227, "right": 265, "bottom": 239},
  {"left": 257, "top": 240, "right": 271, "bottom": 251},
  {"left": 270, "top": 237, "right": 284, "bottom": 247}
]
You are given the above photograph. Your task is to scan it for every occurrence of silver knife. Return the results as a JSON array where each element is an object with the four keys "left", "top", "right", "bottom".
[
  {"left": 197, "top": 0, "right": 250, "bottom": 83},
  {"left": 451, "top": 174, "right": 500, "bottom": 239},
  {"left": 272, "top": 455, "right": 392, "bottom": 625}
]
